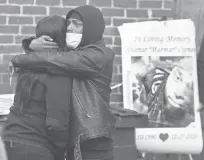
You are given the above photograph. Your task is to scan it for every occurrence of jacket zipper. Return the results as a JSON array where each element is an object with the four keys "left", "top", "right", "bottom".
[{"left": 75, "top": 91, "right": 91, "bottom": 118}]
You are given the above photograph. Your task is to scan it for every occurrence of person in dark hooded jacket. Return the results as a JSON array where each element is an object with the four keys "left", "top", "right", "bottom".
[
  {"left": 2, "top": 15, "right": 71, "bottom": 160},
  {"left": 11, "top": 5, "right": 116, "bottom": 160}
]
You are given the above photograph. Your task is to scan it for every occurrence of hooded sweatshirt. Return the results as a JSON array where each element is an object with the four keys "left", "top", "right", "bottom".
[
  {"left": 66, "top": 5, "right": 105, "bottom": 48},
  {"left": 44, "top": 6, "right": 111, "bottom": 153},
  {"left": 36, "top": 16, "right": 72, "bottom": 153},
  {"left": 36, "top": 15, "right": 67, "bottom": 49},
  {"left": 2, "top": 15, "right": 72, "bottom": 157}
]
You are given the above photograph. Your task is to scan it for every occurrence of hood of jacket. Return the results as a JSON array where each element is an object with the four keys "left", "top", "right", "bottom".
[
  {"left": 66, "top": 5, "right": 105, "bottom": 47},
  {"left": 36, "top": 15, "right": 67, "bottom": 49}
]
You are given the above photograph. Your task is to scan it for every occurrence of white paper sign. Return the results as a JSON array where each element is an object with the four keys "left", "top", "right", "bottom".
[
  {"left": 0, "top": 94, "right": 14, "bottom": 115},
  {"left": 118, "top": 19, "right": 203, "bottom": 154}
]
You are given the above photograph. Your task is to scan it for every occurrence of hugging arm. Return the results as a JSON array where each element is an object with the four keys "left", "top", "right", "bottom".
[
  {"left": 22, "top": 36, "right": 36, "bottom": 53},
  {"left": 22, "top": 36, "right": 59, "bottom": 54},
  {"left": 11, "top": 46, "right": 106, "bottom": 78}
]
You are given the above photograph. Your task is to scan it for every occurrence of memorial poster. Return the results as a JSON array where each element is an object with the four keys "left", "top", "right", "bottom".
[{"left": 118, "top": 19, "right": 203, "bottom": 154}]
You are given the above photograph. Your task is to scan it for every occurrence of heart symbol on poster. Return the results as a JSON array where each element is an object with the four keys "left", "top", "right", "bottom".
[{"left": 159, "top": 133, "right": 169, "bottom": 142}]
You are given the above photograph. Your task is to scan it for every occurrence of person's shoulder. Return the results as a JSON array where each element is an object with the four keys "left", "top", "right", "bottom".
[
  {"left": 106, "top": 47, "right": 115, "bottom": 59},
  {"left": 97, "top": 44, "right": 115, "bottom": 61},
  {"left": 98, "top": 40, "right": 115, "bottom": 57},
  {"left": 81, "top": 40, "right": 115, "bottom": 59}
]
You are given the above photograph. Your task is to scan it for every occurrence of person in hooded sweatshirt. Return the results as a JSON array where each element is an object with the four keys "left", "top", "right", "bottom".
[
  {"left": 2, "top": 15, "right": 72, "bottom": 160},
  {"left": 11, "top": 5, "right": 116, "bottom": 160}
]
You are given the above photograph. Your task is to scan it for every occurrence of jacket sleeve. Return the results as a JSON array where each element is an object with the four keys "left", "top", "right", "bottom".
[
  {"left": 22, "top": 36, "right": 36, "bottom": 54},
  {"left": 11, "top": 46, "right": 106, "bottom": 78}
]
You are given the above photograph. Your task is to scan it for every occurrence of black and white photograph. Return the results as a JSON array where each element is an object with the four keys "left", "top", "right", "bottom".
[
  {"left": 0, "top": 0, "right": 204, "bottom": 160},
  {"left": 131, "top": 56, "right": 194, "bottom": 128}
]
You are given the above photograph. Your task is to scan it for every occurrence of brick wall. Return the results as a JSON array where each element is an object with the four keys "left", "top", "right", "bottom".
[{"left": 0, "top": 0, "right": 175, "bottom": 105}]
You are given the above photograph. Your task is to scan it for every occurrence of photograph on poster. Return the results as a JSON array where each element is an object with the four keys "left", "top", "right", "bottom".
[{"left": 130, "top": 56, "right": 194, "bottom": 128}]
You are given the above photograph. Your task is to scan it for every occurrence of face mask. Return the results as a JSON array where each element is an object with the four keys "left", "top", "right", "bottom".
[{"left": 66, "top": 33, "right": 82, "bottom": 49}]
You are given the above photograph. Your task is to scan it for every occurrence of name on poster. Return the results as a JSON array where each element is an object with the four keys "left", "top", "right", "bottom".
[{"left": 126, "top": 35, "right": 196, "bottom": 53}]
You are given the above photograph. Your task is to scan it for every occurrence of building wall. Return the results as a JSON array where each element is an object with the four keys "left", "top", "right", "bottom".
[
  {"left": 1, "top": 1, "right": 204, "bottom": 160},
  {"left": 0, "top": 0, "right": 175, "bottom": 99}
]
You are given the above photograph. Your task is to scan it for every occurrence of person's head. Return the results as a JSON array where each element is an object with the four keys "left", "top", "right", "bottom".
[
  {"left": 164, "top": 66, "right": 194, "bottom": 117},
  {"left": 35, "top": 15, "right": 67, "bottom": 49},
  {"left": 142, "top": 58, "right": 194, "bottom": 113},
  {"left": 65, "top": 5, "right": 105, "bottom": 49}
]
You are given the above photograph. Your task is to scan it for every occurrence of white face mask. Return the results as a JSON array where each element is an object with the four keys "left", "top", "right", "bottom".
[{"left": 66, "top": 33, "right": 82, "bottom": 49}]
